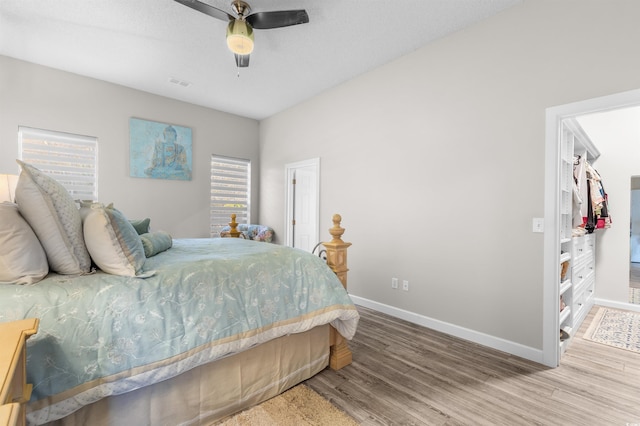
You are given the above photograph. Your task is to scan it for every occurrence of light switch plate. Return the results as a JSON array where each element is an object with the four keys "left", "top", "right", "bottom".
[{"left": 532, "top": 218, "right": 544, "bottom": 233}]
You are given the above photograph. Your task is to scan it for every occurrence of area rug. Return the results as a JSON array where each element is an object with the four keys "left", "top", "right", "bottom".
[
  {"left": 583, "top": 307, "right": 640, "bottom": 353},
  {"left": 214, "top": 385, "right": 359, "bottom": 425}
]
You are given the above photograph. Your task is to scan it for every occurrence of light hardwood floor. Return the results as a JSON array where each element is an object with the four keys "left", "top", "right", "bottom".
[{"left": 305, "top": 306, "right": 640, "bottom": 425}]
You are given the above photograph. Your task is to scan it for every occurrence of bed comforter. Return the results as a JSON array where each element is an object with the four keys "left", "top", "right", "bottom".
[{"left": 0, "top": 238, "right": 359, "bottom": 425}]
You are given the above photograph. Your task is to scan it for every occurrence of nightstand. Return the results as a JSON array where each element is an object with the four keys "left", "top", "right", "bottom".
[{"left": 0, "top": 319, "right": 39, "bottom": 426}]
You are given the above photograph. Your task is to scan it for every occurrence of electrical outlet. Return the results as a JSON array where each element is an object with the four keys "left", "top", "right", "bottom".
[
  {"left": 391, "top": 277, "right": 398, "bottom": 289},
  {"left": 402, "top": 280, "right": 409, "bottom": 291}
]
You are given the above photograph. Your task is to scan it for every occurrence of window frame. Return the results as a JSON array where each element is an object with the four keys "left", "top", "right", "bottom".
[
  {"left": 210, "top": 154, "right": 251, "bottom": 237},
  {"left": 18, "top": 126, "right": 99, "bottom": 201}
]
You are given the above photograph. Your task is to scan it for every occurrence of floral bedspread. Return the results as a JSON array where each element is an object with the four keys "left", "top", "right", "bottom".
[{"left": 0, "top": 238, "right": 359, "bottom": 425}]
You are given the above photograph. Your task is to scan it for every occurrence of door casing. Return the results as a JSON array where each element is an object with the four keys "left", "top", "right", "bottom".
[{"left": 284, "top": 158, "right": 320, "bottom": 251}]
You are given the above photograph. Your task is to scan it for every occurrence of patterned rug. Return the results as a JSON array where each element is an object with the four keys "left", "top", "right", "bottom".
[
  {"left": 214, "top": 385, "right": 358, "bottom": 425},
  {"left": 583, "top": 307, "right": 640, "bottom": 353}
]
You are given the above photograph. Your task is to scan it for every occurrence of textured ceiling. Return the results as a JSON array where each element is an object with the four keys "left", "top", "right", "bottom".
[{"left": 0, "top": 0, "right": 521, "bottom": 120}]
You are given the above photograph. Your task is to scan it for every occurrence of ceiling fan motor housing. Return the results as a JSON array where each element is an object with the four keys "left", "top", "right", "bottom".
[{"left": 231, "top": 0, "right": 251, "bottom": 17}]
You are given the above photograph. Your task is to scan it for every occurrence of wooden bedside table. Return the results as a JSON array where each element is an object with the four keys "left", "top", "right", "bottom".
[{"left": 0, "top": 319, "right": 39, "bottom": 426}]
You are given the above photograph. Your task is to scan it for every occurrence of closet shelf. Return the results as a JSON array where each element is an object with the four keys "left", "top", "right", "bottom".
[
  {"left": 559, "top": 306, "right": 571, "bottom": 325},
  {"left": 559, "top": 325, "right": 573, "bottom": 354},
  {"left": 555, "top": 118, "right": 599, "bottom": 363}
]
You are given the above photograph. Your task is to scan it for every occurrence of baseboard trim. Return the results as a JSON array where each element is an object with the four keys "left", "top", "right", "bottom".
[
  {"left": 350, "top": 295, "right": 545, "bottom": 365},
  {"left": 594, "top": 297, "right": 640, "bottom": 313}
]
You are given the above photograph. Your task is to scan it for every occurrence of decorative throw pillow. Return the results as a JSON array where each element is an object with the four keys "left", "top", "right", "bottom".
[
  {"left": 129, "top": 218, "right": 151, "bottom": 235},
  {"left": 77, "top": 200, "right": 94, "bottom": 222},
  {"left": 83, "top": 203, "right": 150, "bottom": 277},
  {"left": 140, "top": 231, "right": 173, "bottom": 257},
  {"left": 0, "top": 202, "right": 49, "bottom": 284},
  {"left": 14, "top": 160, "right": 91, "bottom": 275}
]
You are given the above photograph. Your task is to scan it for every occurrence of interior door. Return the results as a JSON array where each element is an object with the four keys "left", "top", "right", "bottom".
[
  {"left": 285, "top": 158, "right": 319, "bottom": 251},
  {"left": 631, "top": 186, "right": 640, "bottom": 263}
]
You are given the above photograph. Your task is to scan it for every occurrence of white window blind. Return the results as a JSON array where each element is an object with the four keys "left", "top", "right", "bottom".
[
  {"left": 210, "top": 155, "right": 250, "bottom": 237},
  {"left": 19, "top": 127, "right": 98, "bottom": 201}
]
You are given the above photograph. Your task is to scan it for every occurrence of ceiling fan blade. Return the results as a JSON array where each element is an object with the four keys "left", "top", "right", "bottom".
[
  {"left": 174, "top": 0, "right": 232, "bottom": 22},
  {"left": 235, "top": 54, "right": 250, "bottom": 68},
  {"left": 246, "top": 10, "right": 309, "bottom": 30}
]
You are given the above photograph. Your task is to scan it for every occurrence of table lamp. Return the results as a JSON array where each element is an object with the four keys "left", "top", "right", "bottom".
[{"left": 0, "top": 174, "right": 19, "bottom": 202}]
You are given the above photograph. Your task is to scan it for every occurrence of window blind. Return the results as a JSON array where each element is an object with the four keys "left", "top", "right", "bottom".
[
  {"left": 19, "top": 127, "right": 98, "bottom": 201},
  {"left": 210, "top": 155, "right": 251, "bottom": 237}
]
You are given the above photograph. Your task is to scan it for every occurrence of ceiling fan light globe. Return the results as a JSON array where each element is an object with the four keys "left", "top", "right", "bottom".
[{"left": 226, "top": 20, "right": 254, "bottom": 55}]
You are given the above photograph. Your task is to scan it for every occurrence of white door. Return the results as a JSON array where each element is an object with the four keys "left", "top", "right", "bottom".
[
  {"left": 285, "top": 158, "right": 319, "bottom": 251},
  {"left": 631, "top": 188, "right": 640, "bottom": 262}
]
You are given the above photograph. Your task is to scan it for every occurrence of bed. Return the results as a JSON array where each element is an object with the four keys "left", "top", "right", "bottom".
[{"left": 0, "top": 161, "right": 358, "bottom": 425}]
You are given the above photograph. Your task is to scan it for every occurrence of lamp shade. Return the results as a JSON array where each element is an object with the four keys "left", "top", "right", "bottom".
[
  {"left": 226, "top": 20, "right": 254, "bottom": 55},
  {"left": 0, "top": 174, "right": 19, "bottom": 202}
]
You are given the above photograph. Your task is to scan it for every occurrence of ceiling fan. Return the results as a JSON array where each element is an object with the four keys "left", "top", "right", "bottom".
[{"left": 174, "top": 0, "right": 309, "bottom": 68}]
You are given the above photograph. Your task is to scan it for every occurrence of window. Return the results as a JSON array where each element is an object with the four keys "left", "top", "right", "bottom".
[
  {"left": 18, "top": 127, "right": 98, "bottom": 200},
  {"left": 210, "top": 155, "right": 250, "bottom": 237}
]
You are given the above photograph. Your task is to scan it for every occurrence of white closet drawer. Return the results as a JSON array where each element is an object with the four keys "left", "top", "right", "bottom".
[
  {"left": 574, "top": 271, "right": 594, "bottom": 297},
  {"left": 572, "top": 236, "right": 586, "bottom": 258},
  {"left": 573, "top": 281, "right": 594, "bottom": 328},
  {"left": 583, "top": 279, "right": 595, "bottom": 304},
  {"left": 573, "top": 286, "right": 588, "bottom": 325},
  {"left": 573, "top": 261, "right": 594, "bottom": 290},
  {"left": 572, "top": 236, "right": 593, "bottom": 260},
  {"left": 584, "top": 233, "right": 595, "bottom": 251}
]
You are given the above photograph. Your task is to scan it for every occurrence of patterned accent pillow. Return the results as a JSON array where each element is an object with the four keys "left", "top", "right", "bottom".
[
  {"left": 83, "top": 203, "right": 150, "bottom": 277},
  {"left": 129, "top": 218, "right": 151, "bottom": 235},
  {"left": 219, "top": 224, "right": 274, "bottom": 242},
  {"left": 140, "top": 231, "right": 172, "bottom": 257},
  {"left": 15, "top": 160, "right": 91, "bottom": 275},
  {"left": 0, "top": 202, "right": 49, "bottom": 284}
]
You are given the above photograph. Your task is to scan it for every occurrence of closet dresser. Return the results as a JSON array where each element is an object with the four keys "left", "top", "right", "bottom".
[{"left": 557, "top": 118, "right": 599, "bottom": 356}]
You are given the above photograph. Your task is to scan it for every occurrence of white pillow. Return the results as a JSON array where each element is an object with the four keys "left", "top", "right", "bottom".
[
  {"left": 78, "top": 199, "right": 94, "bottom": 222},
  {"left": 0, "top": 202, "right": 49, "bottom": 284},
  {"left": 83, "top": 203, "right": 149, "bottom": 277},
  {"left": 15, "top": 160, "right": 91, "bottom": 275}
]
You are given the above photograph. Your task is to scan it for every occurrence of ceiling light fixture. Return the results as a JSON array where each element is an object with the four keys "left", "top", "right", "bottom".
[{"left": 226, "top": 19, "right": 254, "bottom": 55}]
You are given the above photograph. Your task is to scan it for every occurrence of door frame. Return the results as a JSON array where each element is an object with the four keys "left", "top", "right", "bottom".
[
  {"left": 284, "top": 157, "right": 320, "bottom": 248},
  {"left": 543, "top": 88, "right": 640, "bottom": 367}
]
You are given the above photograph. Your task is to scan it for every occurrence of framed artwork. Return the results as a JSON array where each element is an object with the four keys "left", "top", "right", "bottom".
[{"left": 129, "top": 118, "right": 192, "bottom": 180}]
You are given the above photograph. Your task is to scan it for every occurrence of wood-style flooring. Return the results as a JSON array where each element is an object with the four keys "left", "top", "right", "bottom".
[{"left": 305, "top": 306, "right": 640, "bottom": 425}]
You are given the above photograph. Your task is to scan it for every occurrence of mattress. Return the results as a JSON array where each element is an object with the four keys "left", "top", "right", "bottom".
[{"left": 0, "top": 238, "right": 359, "bottom": 424}]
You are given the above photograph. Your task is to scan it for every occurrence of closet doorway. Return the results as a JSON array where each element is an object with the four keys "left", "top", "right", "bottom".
[
  {"left": 543, "top": 89, "right": 640, "bottom": 368},
  {"left": 575, "top": 107, "right": 640, "bottom": 306}
]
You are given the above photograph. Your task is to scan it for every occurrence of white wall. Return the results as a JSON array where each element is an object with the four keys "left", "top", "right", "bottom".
[
  {"left": 0, "top": 56, "right": 259, "bottom": 238},
  {"left": 259, "top": 0, "right": 640, "bottom": 352},
  {"left": 577, "top": 107, "right": 640, "bottom": 302}
]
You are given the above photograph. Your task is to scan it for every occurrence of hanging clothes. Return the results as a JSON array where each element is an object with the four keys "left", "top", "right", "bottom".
[
  {"left": 596, "top": 180, "right": 612, "bottom": 229},
  {"left": 572, "top": 154, "right": 586, "bottom": 228},
  {"left": 581, "top": 161, "right": 612, "bottom": 232}
]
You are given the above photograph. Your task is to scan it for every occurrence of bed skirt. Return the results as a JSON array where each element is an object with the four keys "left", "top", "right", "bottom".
[{"left": 39, "top": 325, "right": 330, "bottom": 426}]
